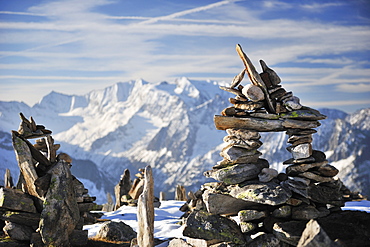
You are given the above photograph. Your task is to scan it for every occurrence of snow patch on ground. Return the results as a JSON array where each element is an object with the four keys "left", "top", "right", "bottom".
[{"left": 83, "top": 199, "right": 370, "bottom": 246}]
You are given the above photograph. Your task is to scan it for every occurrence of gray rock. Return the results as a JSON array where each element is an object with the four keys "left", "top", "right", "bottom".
[
  {"left": 283, "top": 96, "right": 302, "bottom": 111},
  {"left": 202, "top": 190, "right": 262, "bottom": 216},
  {"left": 313, "top": 164, "right": 339, "bottom": 177},
  {"left": 242, "top": 84, "right": 265, "bottom": 102},
  {"left": 308, "top": 183, "right": 344, "bottom": 206},
  {"left": 281, "top": 177, "right": 310, "bottom": 198},
  {"left": 229, "top": 181, "right": 291, "bottom": 206},
  {"left": 298, "top": 172, "right": 334, "bottom": 183},
  {"left": 168, "top": 238, "right": 193, "bottom": 247},
  {"left": 186, "top": 237, "right": 220, "bottom": 247},
  {"left": 272, "top": 205, "right": 292, "bottom": 218},
  {"left": 239, "top": 221, "right": 257, "bottom": 233},
  {"left": 297, "top": 220, "right": 336, "bottom": 247},
  {"left": 280, "top": 108, "right": 327, "bottom": 120},
  {"left": 0, "top": 187, "right": 37, "bottom": 214},
  {"left": 286, "top": 161, "right": 328, "bottom": 176},
  {"left": 205, "top": 160, "right": 269, "bottom": 185},
  {"left": 95, "top": 221, "right": 136, "bottom": 242},
  {"left": 292, "top": 204, "right": 320, "bottom": 220},
  {"left": 287, "top": 143, "right": 312, "bottom": 160},
  {"left": 3, "top": 221, "right": 33, "bottom": 241},
  {"left": 223, "top": 136, "right": 263, "bottom": 150},
  {"left": 220, "top": 144, "right": 261, "bottom": 163},
  {"left": 214, "top": 154, "right": 260, "bottom": 168},
  {"left": 183, "top": 210, "right": 245, "bottom": 245},
  {"left": 39, "top": 160, "right": 80, "bottom": 247},
  {"left": 114, "top": 169, "right": 132, "bottom": 210},
  {"left": 226, "top": 128, "right": 261, "bottom": 140},
  {"left": 258, "top": 168, "right": 278, "bottom": 182},
  {"left": 273, "top": 221, "right": 307, "bottom": 246},
  {"left": 239, "top": 209, "right": 268, "bottom": 222}
]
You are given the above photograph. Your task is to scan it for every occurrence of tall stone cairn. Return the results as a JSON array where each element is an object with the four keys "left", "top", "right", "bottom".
[{"left": 180, "top": 44, "right": 355, "bottom": 246}]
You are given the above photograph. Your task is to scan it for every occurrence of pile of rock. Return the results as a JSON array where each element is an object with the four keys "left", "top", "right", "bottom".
[
  {"left": 113, "top": 168, "right": 161, "bottom": 209},
  {"left": 174, "top": 45, "right": 363, "bottom": 247},
  {"left": 1, "top": 113, "right": 101, "bottom": 246}
]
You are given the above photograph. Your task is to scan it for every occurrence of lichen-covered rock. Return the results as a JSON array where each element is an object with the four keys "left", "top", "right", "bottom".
[
  {"left": 95, "top": 221, "right": 136, "bottom": 242},
  {"left": 183, "top": 210, "right": 245, "bottom": 245},
  {"left": 229, "top": 181, "right": 292, "bottom": 206},
  {"left": 39, "top": 160, "right": 80, "bottom": 246},
  {"left": 239, "top": 209, "right": 268, "bottom": 222},
  {"left": 204, "top": 159, "right": 269, "bottom": 185},
  {"left": 202, "top": 190, "right": 262, "bottom": 216}
]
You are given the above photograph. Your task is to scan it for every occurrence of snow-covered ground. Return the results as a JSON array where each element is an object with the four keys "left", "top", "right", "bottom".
[
  {"left": 84, "top": 200, "right": 185, "bottom": 240},
  {"left": 83, "top": 200, "right": 370, "bottom": 245}
]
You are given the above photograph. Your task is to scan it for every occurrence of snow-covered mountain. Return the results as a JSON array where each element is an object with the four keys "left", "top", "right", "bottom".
[{"left": 1, "top": 78, "right": 369, "bottom": 203}]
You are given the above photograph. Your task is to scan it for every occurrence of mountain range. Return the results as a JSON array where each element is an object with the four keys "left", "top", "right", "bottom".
[{"left": 1, "top": 78, "right": 369, "bottom": 204}]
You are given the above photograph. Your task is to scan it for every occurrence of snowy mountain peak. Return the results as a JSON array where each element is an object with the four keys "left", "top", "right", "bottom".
[
  {"left": 174, "top": 77, "right": 200, "bottom": 99},
  {"left": 1, "top": 78, "right": 369, "bottom": 204},
  {"left": 35, "top": 91, "right": 73, "bottom": 113}
]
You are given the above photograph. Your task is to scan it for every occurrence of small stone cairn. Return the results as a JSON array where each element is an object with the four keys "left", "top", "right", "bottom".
[
  {"left": 113, "top": 168, "right": 161, "bottom": 209},
  {"left": 179, "top": 45, "right": 359, "bottom": 246},
  {"left": 0, "top": 113, "right": 101, "bottom": 246}
]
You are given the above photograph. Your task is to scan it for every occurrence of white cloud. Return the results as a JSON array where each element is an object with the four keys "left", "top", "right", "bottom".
[
  {"left": 0, "top": 0, "right": 369, "bottom": 109},
  {"left": 336, "top": 83, "right": 370, "bottom": 93},
  {"left": 300, "top": 2, "right": 345, "bottom": 12}
]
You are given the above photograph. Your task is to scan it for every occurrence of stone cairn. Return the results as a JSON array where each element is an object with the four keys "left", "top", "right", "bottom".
[
  {"left": 0, "top": 113, "right": 101, "bottom": 246},
  {"left": 177, "top": 45, "right": 358, "bottom": 247},
  {"left": 113, "top": 167, "right": 161, "bottom": 210}
]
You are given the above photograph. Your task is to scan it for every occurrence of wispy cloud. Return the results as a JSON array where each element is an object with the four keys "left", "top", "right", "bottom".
[
  {"left": 336, "top": 83, "right": 370, "bottom": 93},
  {"left": 300, "top": 2, "right": 345, "bottom": 12},
  {"left": 0, "top": 0, "right": 369, "bottom": 111},
  {"left": 0, "top": 11, "right": 48, "bottom": 16}
]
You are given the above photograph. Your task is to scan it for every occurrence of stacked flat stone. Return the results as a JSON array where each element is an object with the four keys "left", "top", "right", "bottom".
[
  {"left": 204, "top": 128, "right": 269, "bottom": 185},
  {"left": 181, "top": 45, "right": 349, "bottom": 246}
]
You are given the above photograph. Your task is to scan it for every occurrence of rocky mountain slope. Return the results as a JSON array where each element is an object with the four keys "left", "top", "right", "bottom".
[{"left": 0, "top": 78, "right": 369, "bottom": 203}]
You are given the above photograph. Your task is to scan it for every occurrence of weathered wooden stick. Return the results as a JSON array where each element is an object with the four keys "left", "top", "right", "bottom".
[{"left": 137, "top": 165, "right": 154, "bottom": 247}]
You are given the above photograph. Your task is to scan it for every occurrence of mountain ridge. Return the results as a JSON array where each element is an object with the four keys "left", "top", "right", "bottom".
[{"left": 0, "top": 78, "right": 369, "bottom": 203}]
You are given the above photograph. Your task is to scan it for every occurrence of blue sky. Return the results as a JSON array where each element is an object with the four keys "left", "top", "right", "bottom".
[{"left": 0, "top": 0, "right": 369, "bottom": 112}]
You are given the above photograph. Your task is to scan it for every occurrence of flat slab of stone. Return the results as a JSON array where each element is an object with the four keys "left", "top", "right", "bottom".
[
  {"left": 202, "top": 190, "right": 264, "bottom": 216},
  {"left": 286, "top": 160, "right": 328, "bottom": 176},
  {"left": 0, "top": 188, "right": 37, "bottom": 213},
  {"left": 214, "top": 115, "right": 320, "bottom": 131},
  {"left": 183, "top": 210, "right": 245, "bottom": 245},
  {"left": 229, "top": 181, "right": 292, "bottom": 206},
  {"left": 279, "top": 109, "right": 327, "bottom": 120},
  {"left": 204, "top": 160, "right": 268, "bottom": 185}
]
